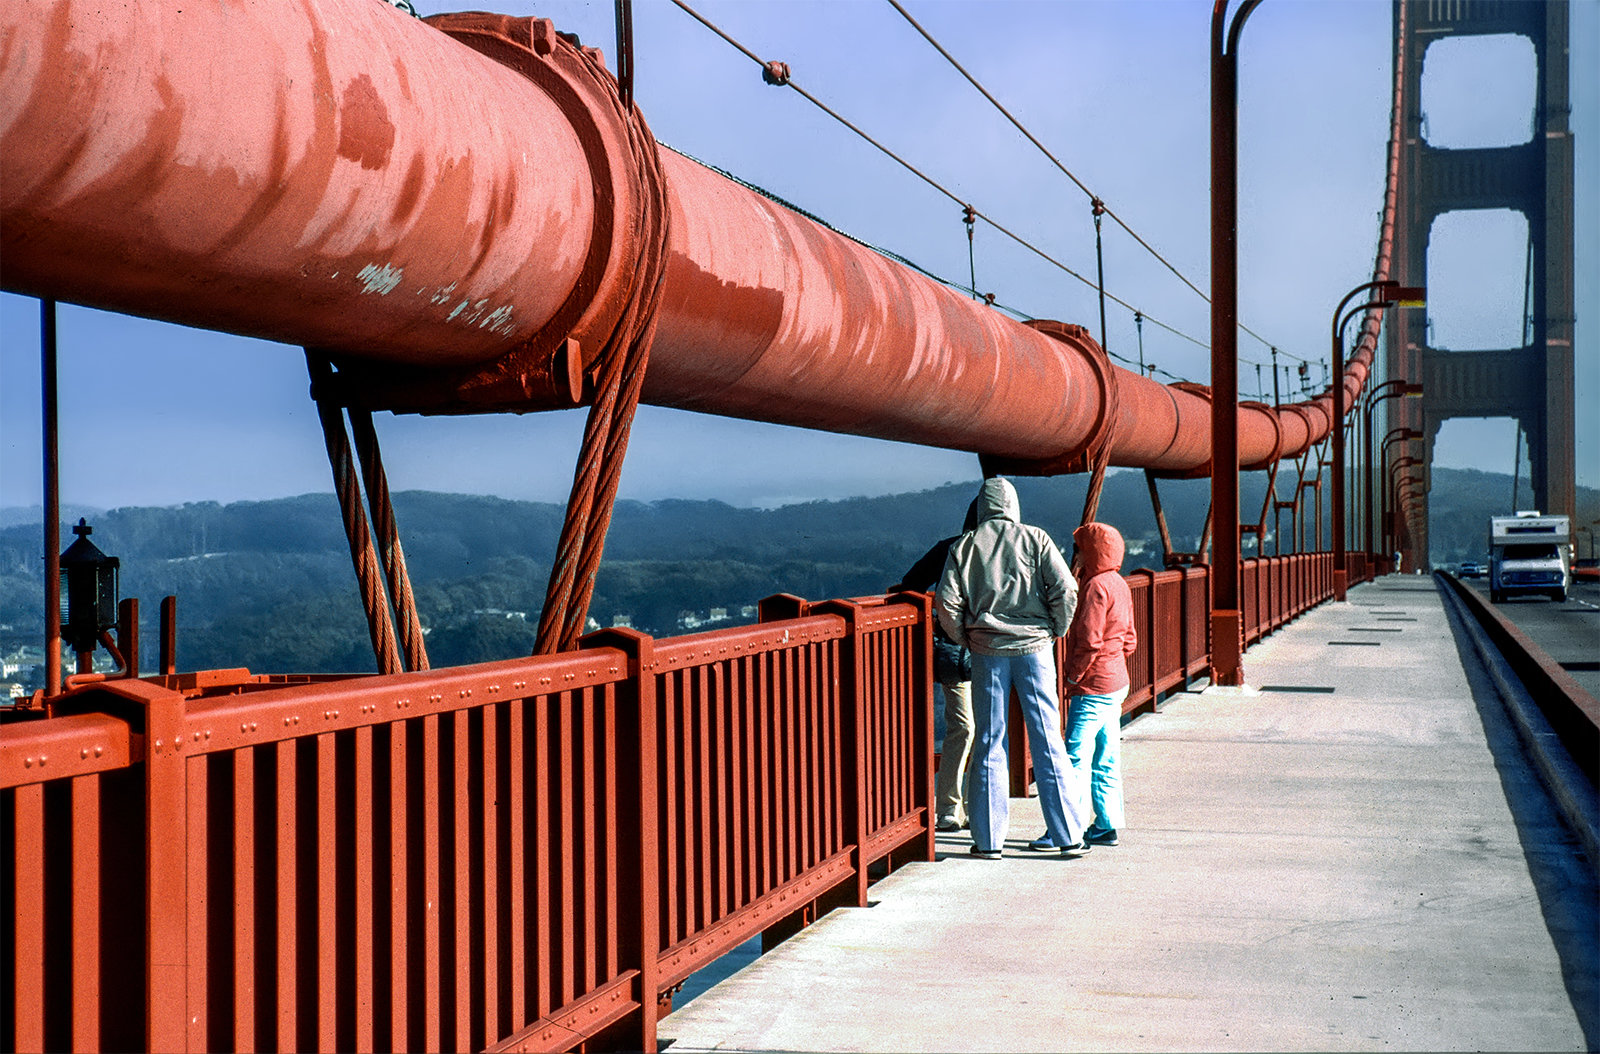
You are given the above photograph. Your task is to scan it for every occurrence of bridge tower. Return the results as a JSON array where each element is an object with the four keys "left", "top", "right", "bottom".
[{"left": 1387, "top": 0, "right": 1575, "bottom": 567}]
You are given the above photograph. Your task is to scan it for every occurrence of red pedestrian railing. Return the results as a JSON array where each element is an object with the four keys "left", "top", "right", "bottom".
[
  {"left": 1, "top": 595, "right": 934, "bottom": 1054},
  {"left": 4, "top": 562, "right": 1373, "bottom": 1053}
]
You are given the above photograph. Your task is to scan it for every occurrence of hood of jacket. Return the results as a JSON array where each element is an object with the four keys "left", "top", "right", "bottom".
[
  {"left": 977, "top": 477, "right": 1020, "bottom": 525},
  {"left": 1073, "top": 521, "right": 1125, "bottom": 578}
]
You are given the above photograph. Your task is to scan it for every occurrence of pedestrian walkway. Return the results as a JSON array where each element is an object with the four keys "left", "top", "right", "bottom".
[{"left": 659, "top": 577, "right": 1598, "bottom": 1051}]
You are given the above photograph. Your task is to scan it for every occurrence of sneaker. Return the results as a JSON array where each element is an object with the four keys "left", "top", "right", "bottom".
[
  {"left": 968, "top": 845, "right": 1002, "bottom": 860},
  {"left": 1059, "top": 841, "right": 1094, "bottom": 858},
  {"left": 1024, "top": 836, "right": 1058, "bottom": 852},
  {"left": 1085, "top": 827, "right": 1119, "bottom": 846},
  {"left": 935, "top": 817, "right": 963, "bottom": 832}
]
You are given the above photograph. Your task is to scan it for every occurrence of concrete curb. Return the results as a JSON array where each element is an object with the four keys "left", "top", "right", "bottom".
[{"left": 1439, "top": 576, "right": 1600, "bottom": 870}]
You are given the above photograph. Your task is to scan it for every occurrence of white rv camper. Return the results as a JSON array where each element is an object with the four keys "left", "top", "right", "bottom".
[{"left": 1487, "top": 512, "right": 1571, "bottom": 603}]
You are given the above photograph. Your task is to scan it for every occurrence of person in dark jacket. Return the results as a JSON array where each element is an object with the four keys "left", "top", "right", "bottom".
[
  {"left": 935, "top": 478, "right": 1089, "bottom": 859},
  {"left": 893, "top": 500, "right": 979, "bottom": 831},
  {"left": 1062, "top": 521, "right": 1137, "bottom": 846}
]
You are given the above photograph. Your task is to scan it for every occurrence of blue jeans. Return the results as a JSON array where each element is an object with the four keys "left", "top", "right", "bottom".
[
  {"left": 1065, "top": 687, "right": 1127, "bottom": 832},
  {"left": 969, "top": 649, "right": 1088, "bottom": 852}
]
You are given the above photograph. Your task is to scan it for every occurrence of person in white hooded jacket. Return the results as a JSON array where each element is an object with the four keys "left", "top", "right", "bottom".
[{"left": 935, "top": 477, "right": 1090, "bottom": 858}]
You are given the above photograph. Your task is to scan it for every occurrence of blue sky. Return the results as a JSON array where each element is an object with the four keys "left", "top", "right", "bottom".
[{"left": 2, "top": 0, "right": 1594, "bottom": 512}]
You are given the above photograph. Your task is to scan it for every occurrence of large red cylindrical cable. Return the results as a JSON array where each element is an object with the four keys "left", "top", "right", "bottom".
[
  {"left": 0, "top": 0, "right": 1375, "bottom": 477},
  {"left": 1, "top": 0, "right": 595, "bottom": 366}
]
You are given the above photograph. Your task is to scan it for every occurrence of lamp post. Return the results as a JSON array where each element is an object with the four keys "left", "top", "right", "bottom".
[
  {"left": 1395, "top": 477, "right": 1424, "bottom": 567},
  {"left": 1387, "top": 456, "right": 1422, "bottom": 558},
  {"left": 1363, "top": 380, "right": 1424, "bottom": 557},
  {"left": 1329, "top": 280, "right": 1425, "bottom": 600},
  {"left": 1336, "top": 300, "right": 1383, "bottom": 566},
  {"left": 59, "top": 519, "right": 120, "bottom": 676},
  {"left": 1209, "top": 0, "right": 1262, "bottom": 687},
  {"left": 1381, "top": 427, "right": 1423, "bottom": 559}
]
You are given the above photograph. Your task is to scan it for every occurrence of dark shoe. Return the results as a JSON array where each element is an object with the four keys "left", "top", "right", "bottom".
[
  {"left": 935, "top": 817, "right": 962, "bottom": 832},
  {"left": 1085, "top": 827, "right": 1119, "bottom": 846},
  {"left": 1025, "top": 836, "right": 1058, "bottom": 852},
  {"left": 1059, "top": 841, "right": 1094, "bottom": 858},
  {"left": 968, "top": 845, "right": 1002, "bottom": 860}
]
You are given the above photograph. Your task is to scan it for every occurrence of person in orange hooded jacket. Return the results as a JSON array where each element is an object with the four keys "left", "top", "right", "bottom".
[{"left": 1062, "top": 521, "right": 1137, "bottom": 846}]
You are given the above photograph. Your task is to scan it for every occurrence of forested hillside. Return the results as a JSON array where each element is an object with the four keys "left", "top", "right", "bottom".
[{"left": 2, "top": 468, "right": 1592, "bottom": 677}]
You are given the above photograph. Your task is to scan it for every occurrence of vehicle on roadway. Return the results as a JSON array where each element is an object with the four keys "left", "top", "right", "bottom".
[
  {"left": 1458, "top": 561, "right": 1484, "bottom": 578},
  {"left": 1488, "top": 512, "right": 1571, "bottom": 603}
]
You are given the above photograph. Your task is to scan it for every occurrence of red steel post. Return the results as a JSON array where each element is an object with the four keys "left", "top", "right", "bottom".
[
  {"left": 583, "top": 628, "right": 660, "bottom": 1051},
  {"left": 1208, "top": 0, "right": 1260, "bottom": 686},
  {"left": 42, "top": 299, "right": 62, "bottom": 699}
]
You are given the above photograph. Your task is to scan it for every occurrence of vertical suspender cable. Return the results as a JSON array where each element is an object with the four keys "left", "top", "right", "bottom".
[
  {"left": 348, "top": 409, "right": 430, "bottom": 671},
  {"left": 1092, "top": 197, "right": 1109, "bottom": 353},
  {"left": 615, "top": 0, "right": 635, "bottom": 110},
  {"left": 307, "top": 353, "right": 404, "bottom": 676},
  {"left": 963, "top": 204, "right": 978, "bottom": 300},
  {"left": 534, "top": 42, "right": 672, "bottom": 653}
]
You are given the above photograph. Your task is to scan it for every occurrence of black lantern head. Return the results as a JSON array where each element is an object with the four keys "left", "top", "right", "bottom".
[{"left": 60, "top": 518, "right": 119, "bottom": 653}]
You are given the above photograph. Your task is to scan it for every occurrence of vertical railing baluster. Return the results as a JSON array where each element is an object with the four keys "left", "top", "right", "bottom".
[
  {"left": 482, "top": 702, "right": 500, "bottom": 1045},
  {"left": 387, "top": 720, "right": 409, "bottom": 1052},
  {"left": 452, "top": 709, "right": 472, "bottom": 1054},
  {"left": 273, "top": 739, "right": 298, "bottom": 1053},
  {"left": 233, "top": 748, "right": 257, "bottom": 1052},
  {"left": 171, "top": 756, "right": 201, "bottom": 1050},
  {"left": 507, "top": 697, "right": 527, "bottom": 1026},
  {"left": 531, "top": 696, "right": 550, "bottom": 1025},
  {"left": 602, "top": 683, "right": 620, "bottom": 981},
  {"left": 659, "top": 672, "right": 679, "bottom": 948},
  {"left": 814, "top": 600, "right": 867, "bottom": 905},
  {"left": 421, "top": 714, "right": 441, "bottom": 1054},
  {"left": 581, "top": 687, "right": 599, "bottom": 995},
  {"left": 12, "top": 783, "right": 46, "bottom": 1053},
  {"left": 353, "top": 725, "right": 375, "bottom": 1053},
  {"left": 708, "top": 663, "right": 730, "bottom": 924},
  {"left": 317, "top": 734, "right": 338, "bottom": 1053}
]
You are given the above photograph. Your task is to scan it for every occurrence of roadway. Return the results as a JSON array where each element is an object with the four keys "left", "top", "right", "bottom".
[
  {"left": 660, "top": 576, "right": 1598, "bottom": 1052},
  {"left": 1456, "top": 575, "right": 1600, "bottom": 699}
]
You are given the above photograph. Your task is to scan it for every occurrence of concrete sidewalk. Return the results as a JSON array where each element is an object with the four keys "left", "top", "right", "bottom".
[{"left": 659, "top": 577, "right": 1598, "bottom": 1052}]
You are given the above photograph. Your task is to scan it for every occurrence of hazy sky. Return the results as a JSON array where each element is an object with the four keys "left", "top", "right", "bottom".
[{"left": 2, "top": 0, "right": 1594, "bottom": 513}]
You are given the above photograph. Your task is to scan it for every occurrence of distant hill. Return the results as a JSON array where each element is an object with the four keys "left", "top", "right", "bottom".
[{"left": 2, "top": 468, "right": 1593, "bottom": 677}]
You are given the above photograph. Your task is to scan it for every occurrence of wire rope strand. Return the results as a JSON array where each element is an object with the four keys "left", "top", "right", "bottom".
[
  {"left": 348, "top": 407, "right": 430, "bottom": 671},
  {"left": 883, "top": 0, "right": 1302, "bottom": 363},
  {"left": 668, "top": 0, "right": 1271, "bottom": 371},
  {"left": 306, "top": 353, "right": 404, "bottom": 676}
]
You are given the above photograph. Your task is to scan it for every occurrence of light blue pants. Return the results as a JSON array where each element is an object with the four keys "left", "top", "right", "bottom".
[
  {"left": 1065, "top": 686, "right": 1128, "bottom": 833},
  {"left": 969, "top": 649, "right": 1087, "bottom": 852}
]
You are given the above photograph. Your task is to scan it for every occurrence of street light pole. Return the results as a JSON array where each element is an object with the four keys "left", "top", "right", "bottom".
[
  {"left": 1328, "top": 280, "right": 1424, "bottom": 601},
  {"left": 1380, "top": 428, "right": 1423, "bottom": 562},
  {"left": 1362, "top": 380, "right": 1424, "bottom": 559},
  {"left": 1208, "top": 0, "right": 1261, "bottom": 687},
  {"left": 1337, "top": 300, "right": 1384, "bottom": 571},
  {"left": 1388, "top": 456, "right": 1422, "bottom": 558}
]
